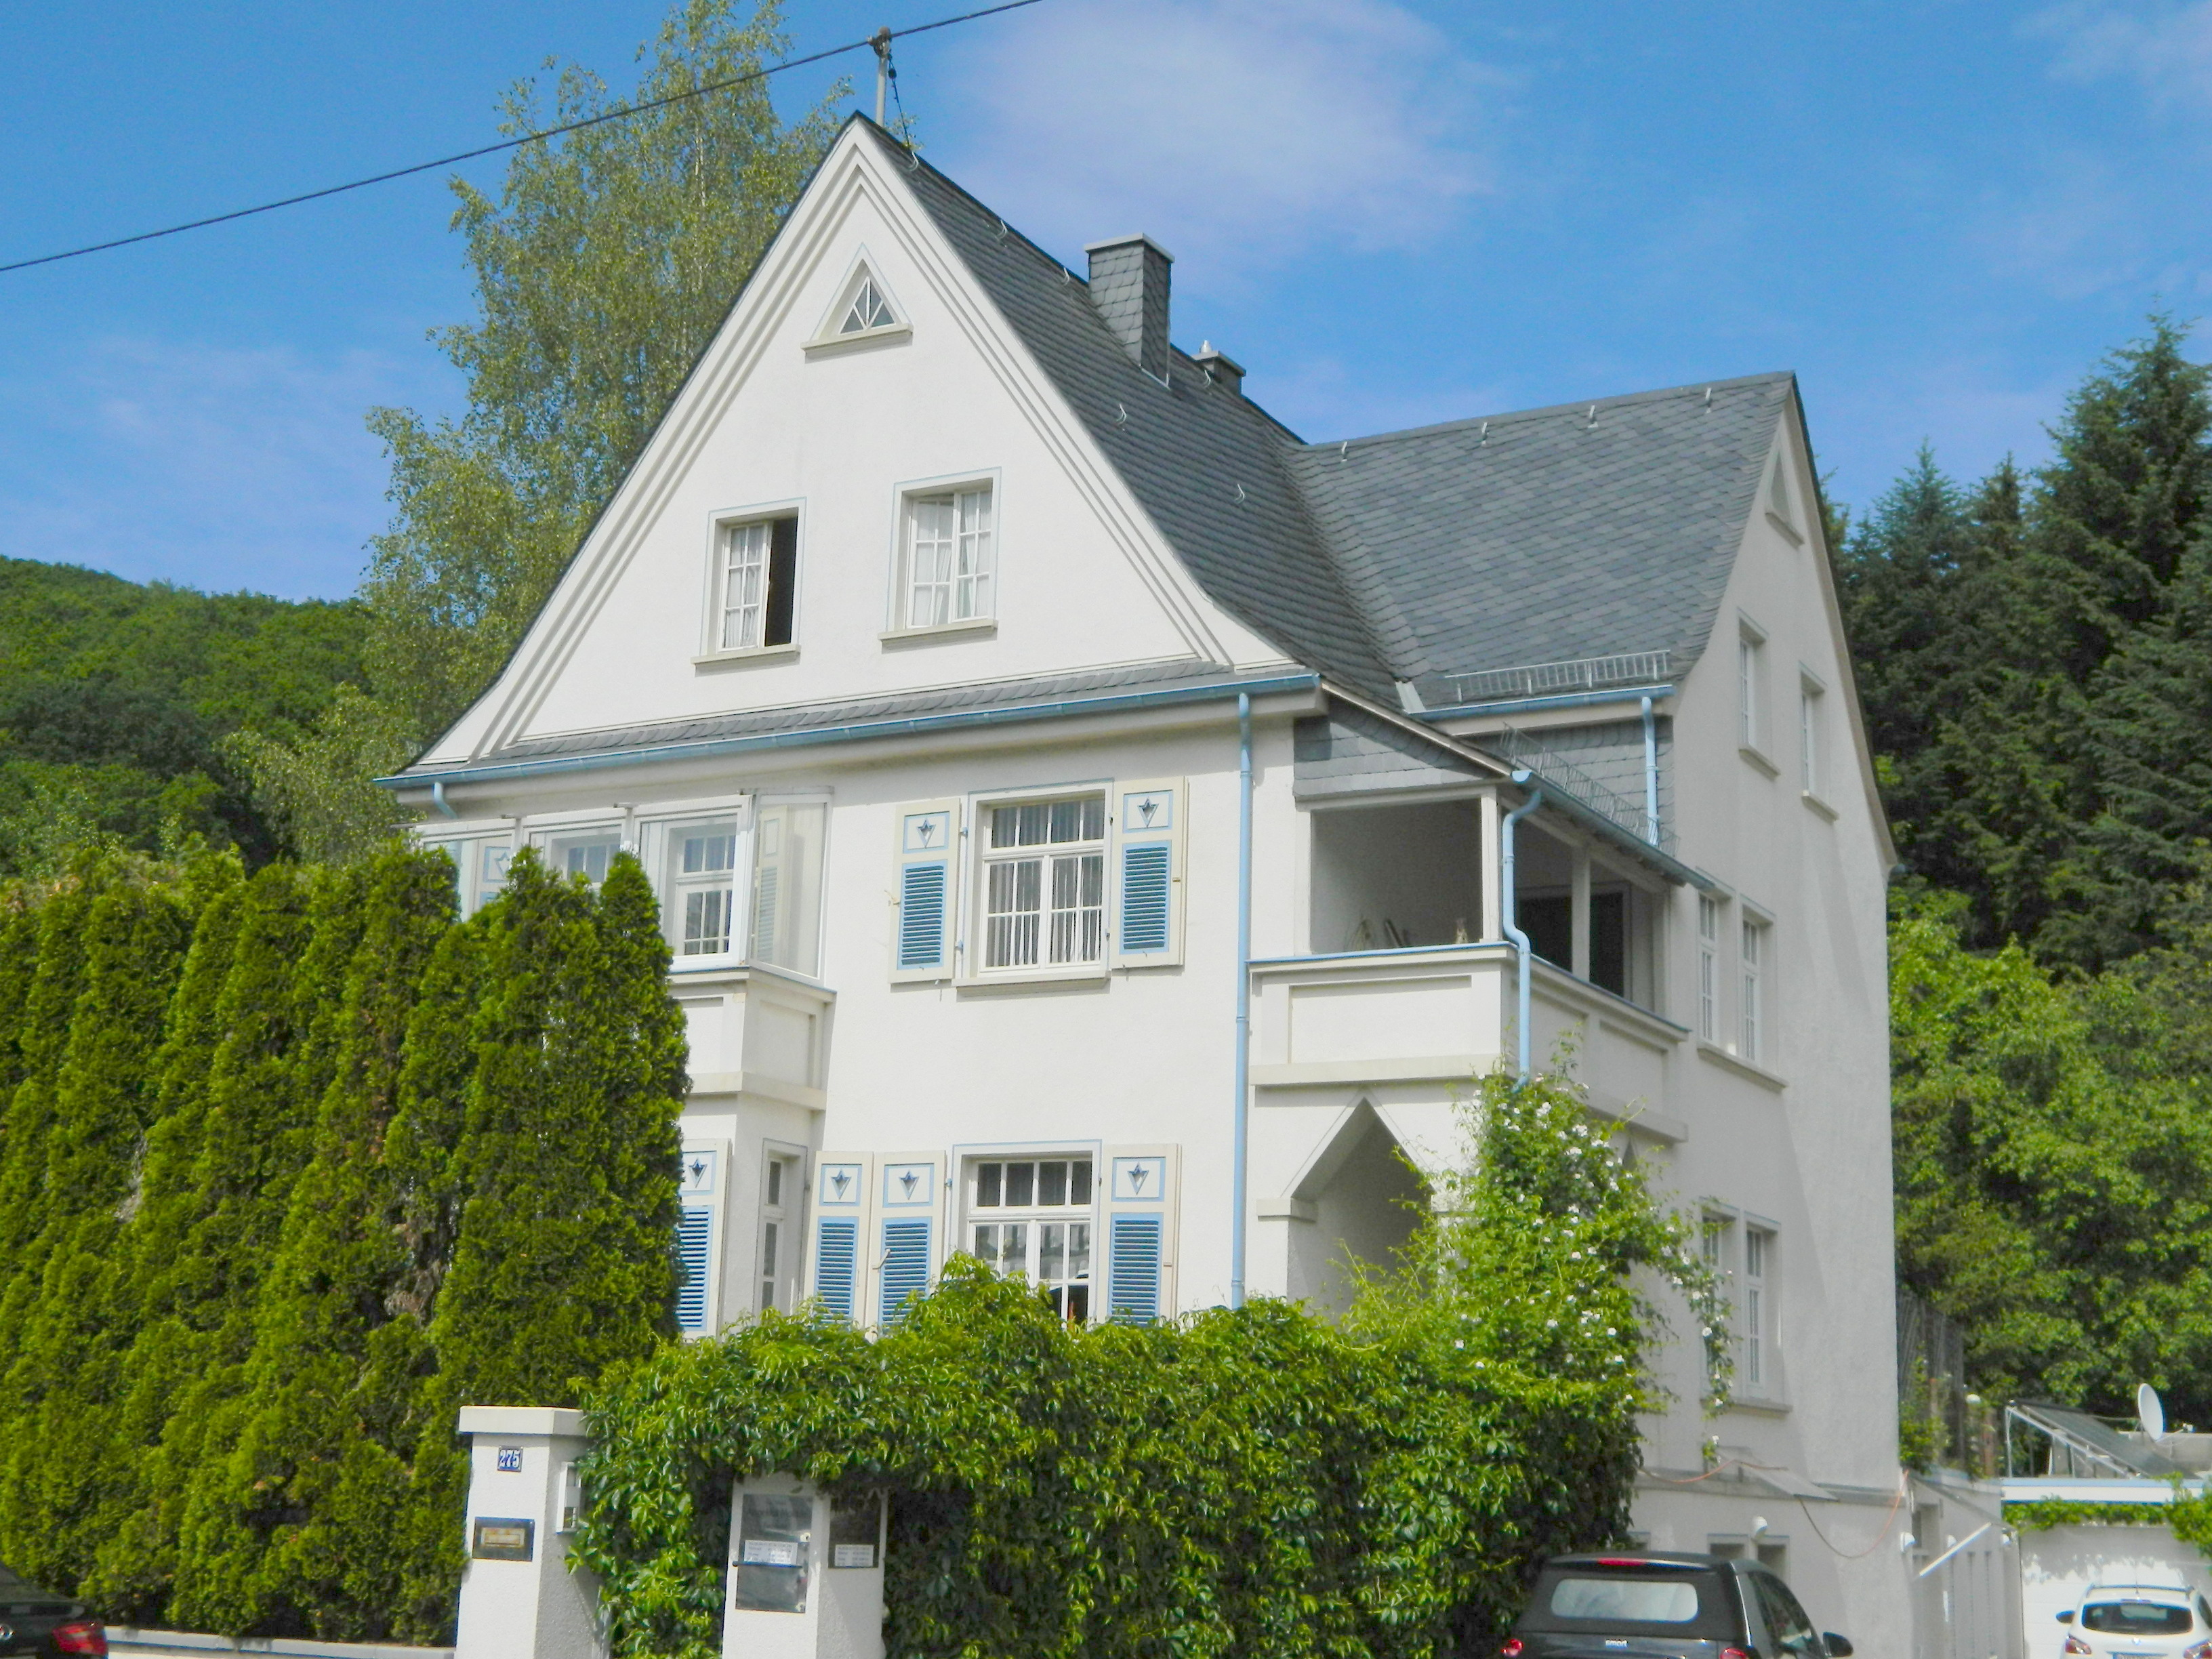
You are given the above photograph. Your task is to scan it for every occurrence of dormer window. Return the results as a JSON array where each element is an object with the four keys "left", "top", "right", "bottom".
[{"left": 840, "top": 276, "right": 896, "bottom": 335}]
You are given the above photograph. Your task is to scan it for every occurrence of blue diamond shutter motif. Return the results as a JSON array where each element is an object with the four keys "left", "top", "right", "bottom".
[
  {"left": 898, "top": 861, "right": 947, "bottom": 969},
  {"left": 1120, "top": 842, "right": 1171, "bottom": 954},
  {"left": 1108, "top": 1214, "right": 1162, "bottom": 1325},
  {"left": 675, "top": 1206, "right": 714, "bottom": 1332},
  {"left": 880, "top": 1218, "right": 932, "bottom": 1328},
  {"left": 814, "top": 1217, "right": 859, "bottom": 1326}
]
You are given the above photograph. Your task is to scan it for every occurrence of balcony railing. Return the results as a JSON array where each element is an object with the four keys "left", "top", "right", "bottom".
[{"left": 1441, "top": 651, "right": 1672, "bottom": 708}]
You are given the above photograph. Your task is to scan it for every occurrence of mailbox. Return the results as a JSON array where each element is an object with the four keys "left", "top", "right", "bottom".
[{"left": 723, "top": 1480, "right": 886, "bottom": 1659}]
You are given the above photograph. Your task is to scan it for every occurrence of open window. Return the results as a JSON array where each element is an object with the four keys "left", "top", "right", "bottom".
[{"left": 708, "top": 514, "right": 798, "bottom": 656}]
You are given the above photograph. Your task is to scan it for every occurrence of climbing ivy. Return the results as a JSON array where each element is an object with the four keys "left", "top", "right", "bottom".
[{"left": 573, "top": 1069, "right": 1721, "bottom": 1659}]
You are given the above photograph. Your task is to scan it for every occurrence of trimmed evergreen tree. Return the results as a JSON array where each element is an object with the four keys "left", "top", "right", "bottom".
[
  {"left": 173, "top": 849, "right": 456, "bottom": 1639},
  {"left": 0, "top": 872, "right": 196, "bottom": 1586}
]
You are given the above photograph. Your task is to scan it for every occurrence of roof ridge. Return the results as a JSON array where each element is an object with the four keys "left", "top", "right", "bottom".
[{"left": 1305, "top": 370, "right": 1796, "bottom": 454}]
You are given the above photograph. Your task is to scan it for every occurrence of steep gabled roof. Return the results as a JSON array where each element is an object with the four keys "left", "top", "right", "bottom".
[
  {"left": 875, "top": 123, "right": 1793, "bottom": 708},
  {"left": 1283, "top": 374, "right": 1795, "bottom": 705},
  {"left": 878, "top": 127, "right": 1398, "bottom": 697}
]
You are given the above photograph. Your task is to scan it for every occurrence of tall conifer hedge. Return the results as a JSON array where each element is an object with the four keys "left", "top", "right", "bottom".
[{"left": 0, "top": 847, "right": 689, "bottom": 1642}]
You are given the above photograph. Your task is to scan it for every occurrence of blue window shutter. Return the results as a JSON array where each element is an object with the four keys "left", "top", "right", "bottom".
[
  {"left": 898, "top": 861, "right": 948, "bottom": 970},
  {"left": 1108, "top": 1215, "right": 1163, "bottom": 1325},
  {"left": 880, "top": 1218, "right": 932, "bottom": 1328},
  {"left": 675, "top": 1206, "right": 714, "bottom": 1332},
  {"left": 1120, "top": 842, "right": 1171, "bottom": 954},
  {"left": 815, "top": 1217, "right": 860, "bottom": 1326}
]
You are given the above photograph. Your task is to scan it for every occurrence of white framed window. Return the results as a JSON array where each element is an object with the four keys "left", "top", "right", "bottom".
[
  {"left": 710, "top": 514, "right": 798, "bottom": 655},
  {"left": 899, "top": 483, "right": 996, "bottom": 630},
  {"left": 980, "top": 794, "right": 1106, "bottom": 970},
  {"left": 546, "top": 827, "right": 623, "bottom": 887},
  {"left": 1743, "top": 1226, "right": 1774, "bottom": 1391},
  {"left": 968, "top": 1155, "right": 1094, "bottom": 1323},
  {"left": 806, "top": 256, "right": 909, "bottom": 350},
  {"left": 1799, "top": 675, "right": 1825, "bottom": 798},
  {"left": 1696, "top": 895, "right": 1721, "bottom": 1044},
  {"left": 752, "top": 801, "right": 827, "bottom": 977},
  {"left": 418, "top": 827, "right": 515, "bottom": 918},
  {"left": 1740, "top": 915, "right": 1768, "bottom": 1063},
  {"left": 758, "top": 1149, "right": 803, "bottom": 1313},
  {"left": 1700, "top": 1214, "right": 1733, "bottom": 1387},
  {"left": 1738, "top": 623, "right": 1767, "bottom": 754},
  {"left": 664, "top": 817, "right": 743, "bottom": 959},
  {"left": 1769, "top": 453, "right": 1794, "bottom": 525}
]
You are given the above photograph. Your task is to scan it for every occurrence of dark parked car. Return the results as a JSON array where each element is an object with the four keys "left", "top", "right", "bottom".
[
  {"left": 0, "top": 1564, "right": 104, "bottom": 1658},
  {"left": 1502, "top": 1553, "right": 1853, "bottom": 1659}
]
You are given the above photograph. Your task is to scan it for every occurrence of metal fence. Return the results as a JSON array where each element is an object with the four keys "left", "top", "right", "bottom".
[{"left": 1443, "top": 651, "right": 1673, "bottom": 708}]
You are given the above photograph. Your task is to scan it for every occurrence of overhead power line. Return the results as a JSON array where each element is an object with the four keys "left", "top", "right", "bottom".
[{"left": 0, "top": 0, "right": 1047, "bottom": 277}]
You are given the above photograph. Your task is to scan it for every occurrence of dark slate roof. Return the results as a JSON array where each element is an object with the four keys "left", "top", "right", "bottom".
[
  {"left": 401, "top": 660, "right": 1298, "bottom": 780},
  {"left": 877, "top": 127, "right": 1398, "bottom": 697},
  {"left": 873, "top": 125, "right": 1793, "bottom": 710},
  {"left": 1283, "top": 375, "right": 1795, "bottom": 705}
]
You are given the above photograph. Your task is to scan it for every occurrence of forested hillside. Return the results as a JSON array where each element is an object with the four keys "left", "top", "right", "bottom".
[
  {"left": 1840, "top": 320, "right": 2212, "bottom": 1425},
  {"left": 0, "top": 558, "right": 367, "bottom": 874}
]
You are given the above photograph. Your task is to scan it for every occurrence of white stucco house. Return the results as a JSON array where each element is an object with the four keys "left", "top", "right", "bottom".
[{"left": 384, "top": 117, "right": 1911, "bottom": 1645}]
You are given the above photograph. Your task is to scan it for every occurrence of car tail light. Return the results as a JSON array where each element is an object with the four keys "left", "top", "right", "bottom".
[
  {"left": 54, "top": 1623, "right": 106, "bottom": 1657},
  {"left": 2182, "top": 1643, "right": 2210, "bottom": 1659},
  {"left": 1722, "top": 1647, "right": 1752, "bottom": 1659},
  {"left": 2063, "top": 1636, "right": 2091, "bottom": 1657},
  {"left": 1500, "top": 1642, "right": 1524, "bottom": 1658}
]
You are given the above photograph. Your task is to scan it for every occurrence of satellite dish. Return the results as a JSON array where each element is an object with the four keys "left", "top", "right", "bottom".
[{"left": 2139, "top": 1383, "right": 2168, "bottom": 1441}]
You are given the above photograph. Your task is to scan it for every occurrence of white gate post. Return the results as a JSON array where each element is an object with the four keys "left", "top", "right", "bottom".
[
  {"left": 722, "top": 1476, "right": 886, "bottom": 1659},
  {"left": 453, "top": 1406, "right": 606, "bottom": 1659}
]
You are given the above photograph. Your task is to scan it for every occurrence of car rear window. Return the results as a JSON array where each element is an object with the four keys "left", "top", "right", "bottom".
[
  {"left": 2083, "top": 1602, "right": 2193, "bottom": 1635},
  {"left": 1519, "top": 1568, "right": 1738, "bottom": 1640},
  {"left": 1551, "top": 1578, "right": 1701, "bottom": 1622}
]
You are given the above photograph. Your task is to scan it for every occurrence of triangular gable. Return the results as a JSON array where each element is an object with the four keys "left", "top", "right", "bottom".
[{"left": 424, "top": 118, "right": 1290, "bottom": 769}]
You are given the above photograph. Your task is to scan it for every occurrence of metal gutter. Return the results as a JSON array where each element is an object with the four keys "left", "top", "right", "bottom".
[
  {"left": 1420, "top": 684, "right": 1675, "bottom": 722},
  {"left": 378, "top": 672, "right": 1322, "bottom": 794}
]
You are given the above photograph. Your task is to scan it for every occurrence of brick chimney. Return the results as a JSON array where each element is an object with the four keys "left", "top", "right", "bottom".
[{"left": 1085, "top": 234, "right": 1173, "bottom": 381}]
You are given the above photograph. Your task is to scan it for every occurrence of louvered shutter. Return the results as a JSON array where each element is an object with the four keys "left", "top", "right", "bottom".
[
  {"left": 1113, "top": 780, "right": 1185, "bottom": 967},
  {"left": 890, "top": 801, "right": 961, "bottom": 981},
  {"left": 810, "top": 1155, "right": 873, "bottom": 1326},
  {"left": 875, "top": 1153, "right": 942, "bottom": 1328},
  {"left": 674, "top": 1142, "right": 727, "bottom": 1336},
  {"left": 1104, "top": 1145, "right": 1178, "bottom": 1324},
  {"left": 879, "top": 1219, "right": 932, "bottom": 1328},
  {"left": 675, "top": 1208, "right": 715, "bottom": 1332}
]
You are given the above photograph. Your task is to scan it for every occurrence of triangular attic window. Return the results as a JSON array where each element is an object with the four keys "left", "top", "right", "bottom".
[{"left": 839, "top": 275, "right": 897, "bottom": 335}]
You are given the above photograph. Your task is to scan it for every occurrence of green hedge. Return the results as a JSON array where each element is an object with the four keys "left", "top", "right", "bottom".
[
  {"left": 573, "top": 1072, "right": 1723, "bottom": 1659},
  {"left": 0, "top": 846, "right": 687, "bottom": 1642}
]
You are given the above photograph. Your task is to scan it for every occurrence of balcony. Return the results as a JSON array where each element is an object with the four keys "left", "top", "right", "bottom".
[
  {"left": 1249, "top": 944, "right": 1687, "bottom": 1134},
  {"left": 672, "top": 962, "right": 834, "bottom": 1108}
]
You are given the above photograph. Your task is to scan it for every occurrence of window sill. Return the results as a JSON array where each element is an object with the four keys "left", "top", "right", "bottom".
[
  {"left": 956, "top": 965, "right": 1111, "bottom": 994},
  {"left": 1765, "top": 509, "right": 1804, "bottom": 546},
  {"left": 802, "top": 323, "right": 912, "bottom": 356},
  {"left": 1800, "top": 790, "right": 1838, "bottom": 822},
  {"left": 1739, "top": 745, "right": 1780, "bottom": 779},
  {"left": 1723, "top": 1392, "right": 1791, "bottom": 1417},
  {"left": 881, "top": 617, "right": 996, "bottom": 648},
  {"left": 694, "top": 642, "right": 797, "bottom": 670},
  {"left": 1696, "top": 1040, "right": 1787, "bottom": 1092}
]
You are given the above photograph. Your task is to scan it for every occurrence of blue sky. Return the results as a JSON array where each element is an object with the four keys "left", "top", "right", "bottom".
[{"left": 4, "top": 0, "right": 2210, "bottom": 601}]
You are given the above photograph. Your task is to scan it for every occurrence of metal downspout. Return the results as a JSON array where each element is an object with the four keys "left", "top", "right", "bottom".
[
  {"left": 1641, "top": 695, "right": 1660, "bottom": 845},
  {"left": 431, "top": 779, "right": 458, "bottom": 819},
  {"left": 1231, "top": 692, "right": 1253, "bottom": 1310},
  {"left": 1502, "top": 772, "right": 1544, "bottom": 1084}
]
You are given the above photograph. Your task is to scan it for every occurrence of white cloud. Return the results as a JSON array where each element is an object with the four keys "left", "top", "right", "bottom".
[
  {"left": 0, "top": 335, "right": 447, "bottom": 599},
  {"left": 2034, "top": 1, "right": 2212, "bottom": 108},
  {"left": 931, "top": 0, "right": 1505, "bottom": 280}
]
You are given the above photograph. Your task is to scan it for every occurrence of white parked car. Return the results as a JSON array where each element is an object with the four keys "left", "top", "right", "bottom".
[{"left": 2061, "top": 1584, "right": 2212, "bottom": 1659}]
